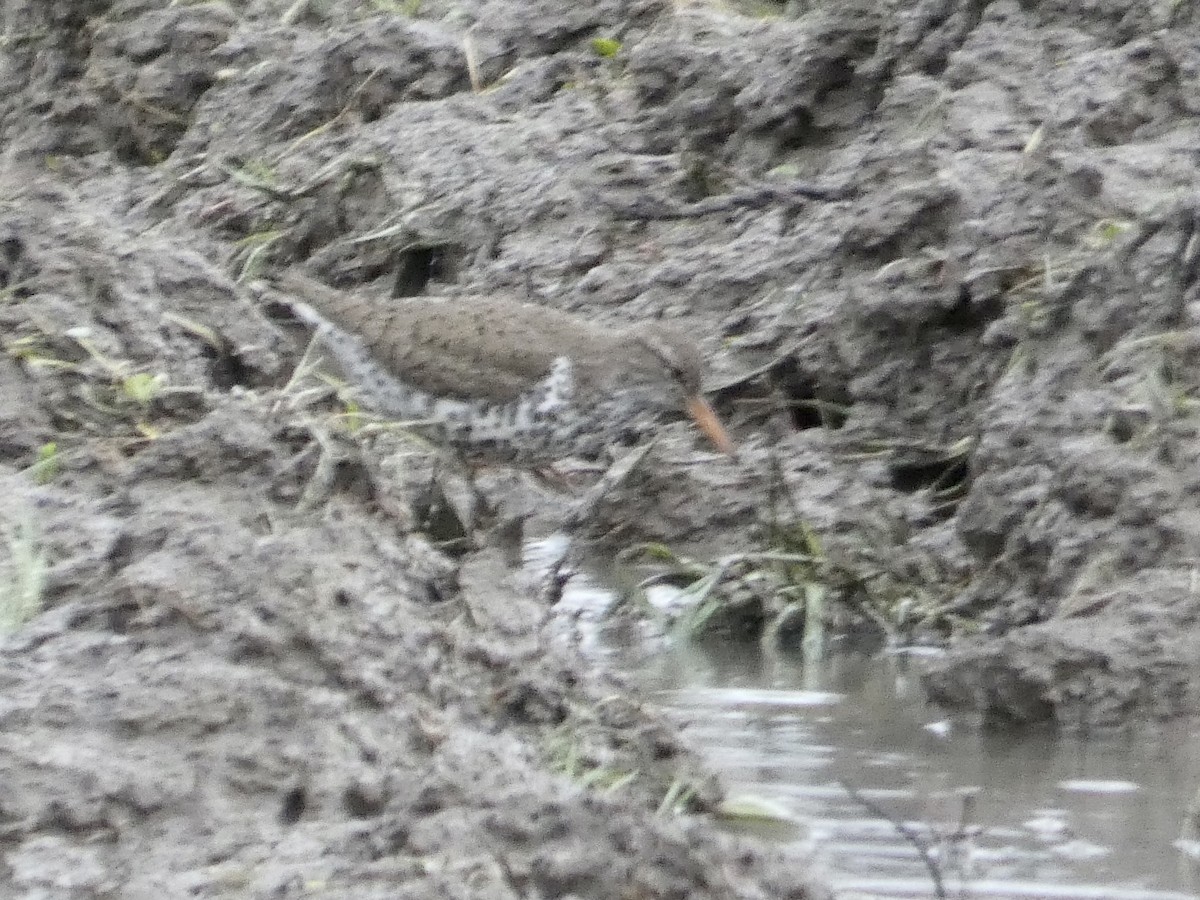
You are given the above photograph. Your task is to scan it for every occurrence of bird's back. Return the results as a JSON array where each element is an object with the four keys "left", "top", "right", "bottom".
[{"left": 275, "top": 272, "right": 620, "bottom": 404}]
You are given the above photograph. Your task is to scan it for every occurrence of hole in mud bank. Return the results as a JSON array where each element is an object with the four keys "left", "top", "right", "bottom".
[
  {"left": 0, "top": 231, "right": 31, "bottom": 293},
  {"left": 104, "top": 600, "right": 141, "bottom": 634},
  {"left": 614, "top": 428, "right": 643, "bottom": 450},
  {"left": 205, "top": 345, "right": 255, "bottom": 391},
  {"left": 418, "top": 493, "right": 472, "bottom": 555},
  {"left": 497, "top": 679, "right": 568, "bottom": 725},
  {"left": 775, "top": 361, "right": 850, "bottom": 430},
  {"left": 106, "top": 527, "right": 168, "bottom": 573},
  {"left": 0, "top": 440, "right": 36, "bottom": 464},
  {"left": 329, "top": 460, "right": 377, "bottom": 506},
  {"left": 938, "top": 285, "right": 1005, "bottom": 333},
  {"left": 788, "top": 395, "right": 847, "bottom": 430},
  {"left": 391, "top": 244, "right": 461, "bottom": 297},
  {"left": 1107, "top": 407, "right": 1149, "bottom": 445},
  {"left": 279, "top": 785, "right": 307, "bottom": 824},
  {"left": 343, "top": 784, "right": 385, "bottom": 819},
  {"left": 764, "top": 108, "right": 818, "bottom": 156},
  {"left": 887, "top": 448, "right": 971, "bottom": 495}
]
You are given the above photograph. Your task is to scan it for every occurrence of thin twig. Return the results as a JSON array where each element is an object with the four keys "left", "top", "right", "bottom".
[{"left": 838, "top": 778, "right": 947, "bottom": 900}]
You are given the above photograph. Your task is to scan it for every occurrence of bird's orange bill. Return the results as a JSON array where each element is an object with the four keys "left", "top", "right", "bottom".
[{"left": 686, "top": 395, "right": 736, "bottom": 457}]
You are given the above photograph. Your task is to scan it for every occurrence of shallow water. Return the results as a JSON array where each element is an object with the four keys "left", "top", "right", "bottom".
[
  {"left": 649, "top": 644, "right": 1200, "bottom": 900},
  {"left": 528, "top": 536, "right": 1200, "bottom": 900}
]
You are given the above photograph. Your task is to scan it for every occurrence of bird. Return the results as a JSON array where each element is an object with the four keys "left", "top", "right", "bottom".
[{"left": 270, "top": 271, "right": 736, "bottom": 465}]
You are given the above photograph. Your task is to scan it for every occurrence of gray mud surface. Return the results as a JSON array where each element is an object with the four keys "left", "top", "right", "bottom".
[{"left": 2, "top": 0, "right": 1200, "bottom": 895}]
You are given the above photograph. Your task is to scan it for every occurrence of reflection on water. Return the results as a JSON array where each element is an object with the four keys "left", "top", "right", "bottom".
[
  {"left": 527, "top": 536, "right": 1200, "bottom": 900},
  {"left": 643, "top": 644, "right": 1200, "bottom": 900}
]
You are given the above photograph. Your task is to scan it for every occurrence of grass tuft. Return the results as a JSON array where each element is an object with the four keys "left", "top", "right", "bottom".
[
  {"left": 27, "top": 443, "right": 61, "bottom": 485},
  {"left": 0, "top": 513, "right": 45, "bottom": 634}
]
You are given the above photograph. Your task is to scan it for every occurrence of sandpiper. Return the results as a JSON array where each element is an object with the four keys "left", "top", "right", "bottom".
[{"left": 272, "top": 271, "right": 735, "bottom": 463}]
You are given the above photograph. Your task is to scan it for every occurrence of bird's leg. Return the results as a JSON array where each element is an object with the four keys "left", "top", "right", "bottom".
[
  {"left": 561, "top": 440, "right": 657, "bottom": 531},
  {"left": 525, "top": 465, "right": 586, "bottom": 494},
  {"left": 294, "top": 423, "right": 349, "bottom": 513}
]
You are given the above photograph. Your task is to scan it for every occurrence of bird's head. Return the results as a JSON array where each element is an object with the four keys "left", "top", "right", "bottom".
[{"left": 608, "top": 322, "right": 736, "bottom": 456}]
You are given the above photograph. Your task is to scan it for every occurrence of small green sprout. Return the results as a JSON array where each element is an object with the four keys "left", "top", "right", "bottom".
[
  {"left": 591, "top": 37, "right": 621, "bottom": 58},
  {"left": 122, "top": 372, "right": 165, "bottom": 406},
  {"left": 29, "top": 443, "right": 60, "bottom": 485}
]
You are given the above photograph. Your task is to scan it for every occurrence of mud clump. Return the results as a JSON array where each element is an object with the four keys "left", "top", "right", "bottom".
[{"left": 2, "top": 0, "right": 1200, "bottom": 894}]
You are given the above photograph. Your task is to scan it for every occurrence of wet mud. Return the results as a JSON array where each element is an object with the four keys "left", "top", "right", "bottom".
[{"left": 2, "top": 0, "right": 1200, "bottom": 894}]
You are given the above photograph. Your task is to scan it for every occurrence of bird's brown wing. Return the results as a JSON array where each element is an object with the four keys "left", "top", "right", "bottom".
[{"left": 275, "top": 272, "right": 605, "bottom": 404}]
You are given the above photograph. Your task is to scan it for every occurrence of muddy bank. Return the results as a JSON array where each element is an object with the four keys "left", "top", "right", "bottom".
[{"left": 2, "top": 0, "right": 1200, "bottom": 895}]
